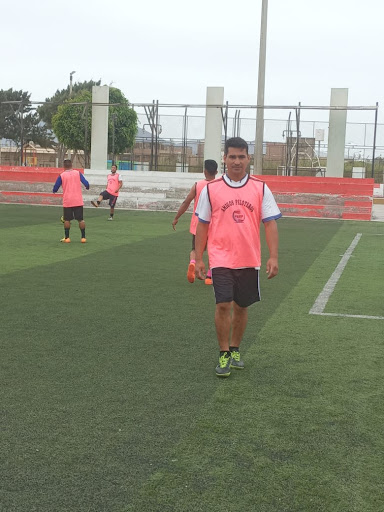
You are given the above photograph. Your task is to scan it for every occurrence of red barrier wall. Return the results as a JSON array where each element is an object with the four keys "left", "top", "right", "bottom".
[
  {"left": 0, "top": 167, "right": 374, "bottom": 220},
  {"left": 0, "top": 165, "right": 84, "bottom": 183},
  {"left": 261, "top": 175, "right": 374, "bottom": 196},
  {"left": 257, "top": 176, "right": 374, "bottom": 220}
]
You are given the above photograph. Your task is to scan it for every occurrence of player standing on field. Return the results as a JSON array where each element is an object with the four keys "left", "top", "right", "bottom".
[
  {"left": 91, "top": 164, "right": 123, "bottom": 220},
  {"left": 53, "top": 159, "right": 89, "bottom": 243},
  {"left": 172, "top": 159, "right": 218, "bottom": 285},
  {"left": 195, "top": 137, "right": 282, "bottom": 377}
]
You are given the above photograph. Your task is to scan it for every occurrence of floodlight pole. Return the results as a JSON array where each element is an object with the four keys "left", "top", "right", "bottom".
[{"left": 253, "top": 0, "right": 268, "bottom": 174}]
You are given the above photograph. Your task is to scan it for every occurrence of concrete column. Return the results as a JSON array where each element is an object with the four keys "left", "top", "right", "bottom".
[
  {"left": 204, "top": 87, "right": 224, "bottom": 172},
  {"left": 327, "top": 88, "right": 348, "bottom": 177},
  {"left": 90, "top": 85, "right": 109, "bottom": 169}
]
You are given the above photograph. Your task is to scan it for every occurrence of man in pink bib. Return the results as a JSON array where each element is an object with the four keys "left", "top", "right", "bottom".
[
  {"left": 53, "top": 159, "right": 90, "bottom": 243},
  {"left": 172, "top": 159, "right": 218, "bottom": 285},
  {"left": 195, "top": 137, "right": 281, "bottom": 377},
  {"left": 91, "top": 164, "right": 123, "bottom": 220}
]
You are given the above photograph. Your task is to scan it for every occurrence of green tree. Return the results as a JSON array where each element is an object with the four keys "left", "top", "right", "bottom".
[
  {"left": 52, "top": 87, "right": 137, "bottom": 167},
  {"left": 52, "top": 90, "right": 92, "bottom": 151},
  {"left": 38, "top": 80, "right": 101, "bottom": 164},
  {"left": 0, "top": 89, "right": 54, "bottom": 155},
  {"left": 38, "top": 80, "right": 101, "bottom": 130},
  {"left": 108, "top": 88, "right": 138, "bottom": 156}
]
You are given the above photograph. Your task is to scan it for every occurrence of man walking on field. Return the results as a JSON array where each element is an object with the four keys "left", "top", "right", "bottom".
[
  {"left": 172, "top": 159, "right": 218, "bottom": 285},
  {"left": 195, "top": 137, "right": 282, "bottom": 377},
  {"left": 53, "top": 159, "right": 89, "bottom": 243}
]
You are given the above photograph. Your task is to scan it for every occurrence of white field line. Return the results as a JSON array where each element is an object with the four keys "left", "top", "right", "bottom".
[
  {"left": 310, "top": 233, "right": 384, "bottom": 320},
  {"left": 309, "top": 233, "right": 362, "bottom": 315},
  {"left": 309, "top": 233, "right": 384, "bottom": 320},
  {"left": 311, "top": 312, "right": 384, "bottom": 320}
]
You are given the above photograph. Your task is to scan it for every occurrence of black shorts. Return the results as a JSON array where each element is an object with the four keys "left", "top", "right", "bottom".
[
  {"left": 212, "top": 267, "right": 260, "bottom": 308},
  {"left": 100, "top": 190, "right": 118, "bottom": 208},
  {"left": 63, "top": 206, "right": 84, "bottom": 222}
]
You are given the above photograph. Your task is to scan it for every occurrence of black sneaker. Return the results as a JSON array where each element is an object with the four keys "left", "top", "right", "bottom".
[{"left": 216, "top": 353, "right": 231, "bottom": 377}]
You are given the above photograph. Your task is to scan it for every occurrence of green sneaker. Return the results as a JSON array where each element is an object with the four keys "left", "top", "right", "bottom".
[
  {"left": 230, "top": 350, "right": 244, "bottom": 370},
  {"left": 216, "top": 353, "right": 231, "bottom": 377}
]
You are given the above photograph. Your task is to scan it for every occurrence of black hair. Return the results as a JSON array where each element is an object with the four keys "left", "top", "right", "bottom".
[
  {"left": 224, "top": 137, "right": 248, "bottom": 155},
  {"left": 204, "top": 159, "right": 218, "bottom": 175},
  {"left": 63, "top": 159, "right": 72, "bottom": 169}
]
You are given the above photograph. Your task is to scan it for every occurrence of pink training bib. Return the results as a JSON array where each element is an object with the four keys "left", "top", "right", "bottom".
[
  {"left": 206, "top": 176, "right": 264, "bottom": 269},
  {"left": 190, "top": 179, "right": 209, "bottom": 235},
  {"left": 61, "top": 170, "right": 84, "bottom": 207}
]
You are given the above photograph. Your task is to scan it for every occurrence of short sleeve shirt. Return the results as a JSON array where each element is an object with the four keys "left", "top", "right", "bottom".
[{"left": 196, "top": 173, "right": 282, "bottom": 224}]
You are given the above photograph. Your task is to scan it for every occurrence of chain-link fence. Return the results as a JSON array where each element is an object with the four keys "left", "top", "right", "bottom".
[
  {"left": 1, "top": 101, "right": 382, "bottom": 182},
  {"left": 131, "top": 103, "right": 382, "bottom": 182}
]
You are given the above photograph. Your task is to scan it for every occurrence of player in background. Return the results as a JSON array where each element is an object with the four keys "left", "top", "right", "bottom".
[
  {"left": 91, "top": 164, "right": 123, "bottom": 220},
  {"left": 172, "top": 159, "right": 218, "bottom": 285},
  {"left": 195, "top": 137, "right": 282, "bottom": 377},
  {"left": 53, "top": 159, "right": 89, "bottom": 243}
]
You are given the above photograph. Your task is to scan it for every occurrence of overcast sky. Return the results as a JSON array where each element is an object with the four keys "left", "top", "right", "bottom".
[{"left": 3, "top": 0, "right": 383, "bottom": 126}]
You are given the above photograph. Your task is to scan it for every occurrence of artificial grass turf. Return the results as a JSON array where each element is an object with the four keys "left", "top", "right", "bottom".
[
  {"left": 1, "top": 205, "right": 383, "bottom": 511},
  {"left": 324, "top": 231, "right": 384, "bottom": 317},
  {"left": 126, "top": 221, "right": 384, "bottom": 512}
]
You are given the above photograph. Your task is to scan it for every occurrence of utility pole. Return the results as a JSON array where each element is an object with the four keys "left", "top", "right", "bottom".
[
  {"left": 68, "top": 71, "right": 76, "bottom": 160},
  {"left": 69, "top": 71, "right": 76, "bottom": 97},
  {"left": 111, "top": 113, "right": 117, "bottom": 164},
  {"left": 20, "top": 106, "right": 24, "bottom": 166},
  {"left": 253, "top": 0, "right": 268, "bottom": 174},
  {"left": 83, "top": 103, "right": 90, "bottom": 168},
  {"left": 371, "top": 102, "right": 379, "bottom": 178}
]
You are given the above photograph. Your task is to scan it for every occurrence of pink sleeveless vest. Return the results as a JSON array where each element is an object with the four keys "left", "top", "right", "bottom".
[
  {"left": 207, "top": 176, "right": 264, "bottom": 269},
  {"left": 190, "top": 179, "right": 208, "bottom": 235},
  {"left": 61, "top": 170, "right": 84, "bottom": 207},
  {"left": 106, "top": 173, "right": 121, "bottom": 196}
]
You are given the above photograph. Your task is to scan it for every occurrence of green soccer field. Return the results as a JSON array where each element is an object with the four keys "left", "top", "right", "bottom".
[{"left": 1, "top": 204, "right": 383, "bottom": 512}]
